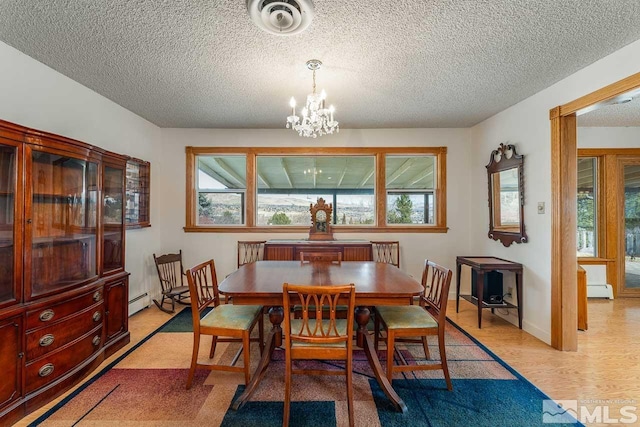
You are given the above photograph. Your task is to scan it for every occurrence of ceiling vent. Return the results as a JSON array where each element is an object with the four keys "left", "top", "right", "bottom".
[{"left": 247, "top": 0, "right": 314, "bottom": 36}]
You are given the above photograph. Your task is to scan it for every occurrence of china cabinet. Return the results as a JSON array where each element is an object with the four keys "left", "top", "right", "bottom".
[{"left": 0, "top": 119, "right": 131, "bottom": 426}]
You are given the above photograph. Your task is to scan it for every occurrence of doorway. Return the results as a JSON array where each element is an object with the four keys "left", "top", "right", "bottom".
[{"left": 550, "top": 72, "right": 640, "bottom": 351}]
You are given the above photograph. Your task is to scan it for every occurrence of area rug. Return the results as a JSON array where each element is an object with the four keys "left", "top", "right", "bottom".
[{"left": 29, "top": 308, "right": 580, "bottom": 426}]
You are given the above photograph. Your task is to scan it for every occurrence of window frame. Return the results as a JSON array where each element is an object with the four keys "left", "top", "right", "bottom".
[{"left": 185, "top": 147, "right": 447, "bottom": 233}]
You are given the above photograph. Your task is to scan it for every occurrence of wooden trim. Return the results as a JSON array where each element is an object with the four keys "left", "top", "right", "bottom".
[
  {"left": 376, "top": 153, "right": 386, "bottom": 226},
  {"left": 605, "top": 155, "right": 620, "bottom": 296},
  {"left": 577, "top": 257, "right": 614, "bottom": 264},
  {"left": 550, "top": 71, "right": 640, "bottom": 351},
  {"left": 437, "top": 147, "right": 447, "bottom": 226},
  {"left": 186, "top": 146, "right": 447, "bottom": 156},
  {"left": 186, "top": 146, "right": 448, "bottom": 232},
  {"left": 596, "top": 156, "right": 606, "bottom": 258},
  {"left": 184, "top": 226, "right": 449, "bottom": 233},
  {"left": 246, "top": 154, "right": 256, "bottom": 227},
  {"left": 550, "top": 113, "right": 577, "bottom": 351},
  {"left": 560, "top": 71, "right": 640, "bottom": 116},
  {"left": 579, "top": 148, "right": 640, "bottom": 156}
]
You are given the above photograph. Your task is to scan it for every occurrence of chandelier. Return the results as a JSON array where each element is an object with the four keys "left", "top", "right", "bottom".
[{"left": 286, "top": 59, "right": 339, "bottom": 138}]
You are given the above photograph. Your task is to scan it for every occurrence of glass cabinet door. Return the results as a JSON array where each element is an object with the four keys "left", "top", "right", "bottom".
[
  {"left": 104, "top": 164, "right": 124, "bottom": 272},
  {"left": 28, "top": 150, "right": 98, "bottom": 298},
  {"left": 0, "top": 143, "right": 17, "bottom": 304}
]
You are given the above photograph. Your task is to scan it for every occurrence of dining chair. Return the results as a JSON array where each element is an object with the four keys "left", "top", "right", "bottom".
[
  {"left": 299, "top": 251, "right": 342, "bottom": 263},
  {"left": 374, "top": 260, "right": 453, "bottom": 390},
  {"left": 282, "top": 282, "right": 356, "bottom": 427},
  {"left": 185, "top": 259, "right": 264, "bottom": 389},
  {"left": 152, "top": 250, "right": 190, "bottom": 313},
  {"left": 371, "top": 241, "right": 400, "bottom": 268},
  {"left": 237, "top": 240, "right": 266, "bottom": 268}
]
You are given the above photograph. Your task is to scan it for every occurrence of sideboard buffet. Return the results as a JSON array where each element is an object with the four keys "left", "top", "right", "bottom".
[{"left": 0, "top": 119, "right": 130, "bottom": 425}]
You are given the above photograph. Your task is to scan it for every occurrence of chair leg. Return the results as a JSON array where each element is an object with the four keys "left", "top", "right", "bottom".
[
  {"left": 209, "top": 336, "right": 218, "bottom": 359},
  {"left": 346, "top": 350, "right": 354, "bottom": 427},
  {"left": 260, "top": 314, "right": 265, "bottom": 353},
  {"left": 186, "top": 332, "right": 200, "bottom": 389},
  {"left": 438, "top": 331, "right": 452, "bottom": 391},
  {"left": 283, "top": 350, "right": 292, "bottom": 427},
  {"left": 421, "top": 336, "right": 431, "bottom": 360},
  {"left": 386, "top": 331, "right": 395, "bottom": 383},
  {"left": 243, "top": 331, "right": 251, "bottom": 386}
]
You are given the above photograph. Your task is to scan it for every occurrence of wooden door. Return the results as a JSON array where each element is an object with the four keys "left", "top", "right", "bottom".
[
  {"left": 0, "top": 316, "right": 23, "bottom": 412},
  {"left": 618, "top": 157, "right": 640, "bottom": 297},
  {"left": 105, "top": 277, "right": 128, "bottom": 342}
]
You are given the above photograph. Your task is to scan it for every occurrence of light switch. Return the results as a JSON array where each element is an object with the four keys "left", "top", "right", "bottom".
[{"left": 538, "top": 202, "right": 545, "bottom": 214}]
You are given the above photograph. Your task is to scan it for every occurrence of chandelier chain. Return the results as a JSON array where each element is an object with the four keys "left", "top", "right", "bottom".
[{"left": 312, "top": 69, "right": 316, "bottom": 94}]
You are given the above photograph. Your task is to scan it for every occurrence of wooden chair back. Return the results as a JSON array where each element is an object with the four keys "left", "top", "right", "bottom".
[
  {"left": 186, "top": 259, "right": 221, "bottom": 328},
  {"left": 299, "top": 251, "right": 342, "bottom": 264},
  {"left": 153, "top": 250, "right": 185, "bottom": 293},
  {"left": 371, "top": 241, "right": 400, "bottom": 268},
  {"left": 237, "top": 240, "right": 266, "bottom": 268},
  {"left": 283, "top": 283, "right": 355, "bottom": 346},
  {"left": 419, "top": 260, "right": 452, "bottom": 325}
]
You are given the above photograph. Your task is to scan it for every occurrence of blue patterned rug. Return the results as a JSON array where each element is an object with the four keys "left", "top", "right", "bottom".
[{"left": 30, "top": 307, "right": 581, "bottom": 426}]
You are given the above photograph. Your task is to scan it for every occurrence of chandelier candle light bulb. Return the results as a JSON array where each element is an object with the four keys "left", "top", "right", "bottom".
[{"left": 286, "top": 59, "right": 339, "bottom": 138}]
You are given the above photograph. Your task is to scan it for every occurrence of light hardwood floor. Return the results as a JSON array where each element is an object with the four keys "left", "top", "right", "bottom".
[
  {"left": 449, "top": 298, "right": 640, "bottom": 425},
  {"left": 17, "top": 298, "right": 640, "bottom": 426}
]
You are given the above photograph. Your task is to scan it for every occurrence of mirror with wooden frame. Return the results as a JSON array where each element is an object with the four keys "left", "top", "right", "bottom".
[
  {"left": 309, "top": 198, "right": 334, "bottom": 240},
  {"left": 487, "top": 143, "right": 527, "bottom": 247}
]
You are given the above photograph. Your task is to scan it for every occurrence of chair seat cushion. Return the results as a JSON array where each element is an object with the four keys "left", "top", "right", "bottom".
[
  {"left": 376, "top": 305, "right": 438, "bottom": 330},
  {"left": 200, "top": 304, "right": 262, "bottom": 330},
  {"left": 289, "top": 319, "right": 350, "bottom": 348}
]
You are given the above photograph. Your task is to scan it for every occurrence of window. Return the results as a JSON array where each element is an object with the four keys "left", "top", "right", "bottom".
[
  {"left": 577, "top": 157, "right": 597, "bottom": 257},
  {"left": 256, "top": 156, "right": 375, "bottom": 226},
  {"left": 185, "top": 147, "right": 447, "bottom": 233},
  {"left": 386, "top": 155, "right": 436, "bottom": 225},
  {"left": 125, "top": 159, "right": 150, "bottom": 228},
  {"left": 196, "top": 155, "right": 246, "bottom": 225}
]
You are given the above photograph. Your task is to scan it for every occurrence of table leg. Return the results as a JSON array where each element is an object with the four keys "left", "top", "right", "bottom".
[
  {"left": 231, "top": 306, "right": 283, "bottom": 410},
  {"left": 477, "top": 271, "right": 484, "bottom": 329},
  {"left": 516, "top": 271, "right": 523, "bottom": 329},
  {"left": 355, "top": 306, "right": 407, "bottom": 413}
]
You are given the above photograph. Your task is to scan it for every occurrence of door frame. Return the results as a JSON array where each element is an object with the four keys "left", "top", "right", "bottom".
[
  {"left": 550, "top": 71, "right": 640, "bottom": 350},
  {"left": 617, "top": 156, "right": 640, "bottom": 297}
]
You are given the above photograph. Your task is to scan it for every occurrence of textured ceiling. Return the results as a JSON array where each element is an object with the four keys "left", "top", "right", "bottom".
[
  {"left": 1, "top": 0, "right": 640, "bottom": 129},
  {"left": 578, "top": 95, "right": 640, "bottom": 127}
]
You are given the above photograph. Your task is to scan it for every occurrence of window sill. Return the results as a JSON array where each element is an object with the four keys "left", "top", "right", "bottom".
[{"left": 183, "top": 225, "right": 449, "bottom": 233}]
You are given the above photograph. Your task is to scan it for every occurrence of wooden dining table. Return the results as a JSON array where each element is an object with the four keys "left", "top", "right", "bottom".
[{"left": 218, "top": 260, "right": 424, "bottom": 413}]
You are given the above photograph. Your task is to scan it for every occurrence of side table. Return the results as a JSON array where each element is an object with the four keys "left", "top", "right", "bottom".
[{"left": 456, "top": 256, "right": 523, "bottom": 329}]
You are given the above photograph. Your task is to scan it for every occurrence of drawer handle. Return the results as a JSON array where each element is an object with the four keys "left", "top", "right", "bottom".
[
  {"left": 93, "top": 311, "right": 101, "bottom": 322},
  {"left": 39, "top": 363, "right": 54, "bottom": 377},
  {"left": 92, "top": 335, "right": 101, "bottom": 346},
  {"left": 93, "top": 291, "right": 101, "bottom": 302},
  {"left": 39, "top": 309, "right": 55, "bottom": 322},
  {"left": 39, "top": 334, "right": 55, "bottom": 347}
]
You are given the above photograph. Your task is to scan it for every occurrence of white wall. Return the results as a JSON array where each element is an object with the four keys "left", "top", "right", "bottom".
[
  {"left": 470, "top": 39, "right": 640, "bottom": 344},
  {"left": 158, "top": 128, "right": 473, "bottom": 286},
  {"left": 0, "top": 41, "right": 162, "bottom": 313},
  {"left": 578, "top": 127, "right": 640, "bottom": 148}
]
